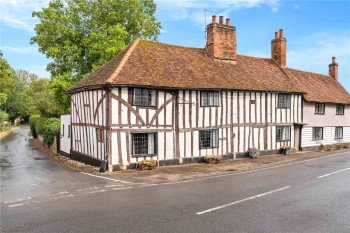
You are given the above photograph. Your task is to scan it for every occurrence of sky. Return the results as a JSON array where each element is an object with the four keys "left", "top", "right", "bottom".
[{"left": 1, "top": 0, "right": 350, "bottom": 92}]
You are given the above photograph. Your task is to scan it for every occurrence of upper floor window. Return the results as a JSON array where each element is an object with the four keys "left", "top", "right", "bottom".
[
  {"left": 201, "top": 91, "right": 220, "bottom": 107},
  {"left": 335, "top": 127, "right": 343, "bottom": 139},
  {"left": 277, "top": 94, "right": 291, "bottom": 108},
  {"left": 315, "top": 103, "right": 325, "bottom": 114},
  {"left": 312, "top": 127, "right": 323, "bottom": 141},
  {"left": 199, "top": 129, "right": 219, "bottom": 148},
  {"left": 132, "top": 133, "right": 157, "bottom": 155},
  {"left": 276, "top": 126, "right": 291, "bottom": 142},
  {"left": 336, "top": 105, "right": 344, "bottom": 115},
  {"left": 133, "top": 88, "right": 156, "bottom": 107}
]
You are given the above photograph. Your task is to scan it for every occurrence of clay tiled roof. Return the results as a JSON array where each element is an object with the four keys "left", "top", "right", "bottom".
[
  {"left": 67, "top": 39, "right": 302, "bottom": 93},
  {"left": 283, "top": 68, "right": 350, "bottom": 104}
]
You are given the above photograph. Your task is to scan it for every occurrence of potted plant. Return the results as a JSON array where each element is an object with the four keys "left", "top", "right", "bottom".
[
  {"left": 137, "top": 160, "right": 157, "bottom": 171},
  {"left": 319, "top": 144, "right": 325, "bottom": 151},
  {"left": 205, "top": 155, "right": 222, "bottom": 164},
  {"left": 326, "top": 144, "right": 333, "bottom": 151},
  {"left": 247, "top": 147, "right": 260, "bottom": 158},
  {"left": 343, "top": 143, "right": 350, "bottom": 148},
  {"left": 280, "top": 146, "right": 293, "bottom": 155},
  {"left": 336, "top": 144, "right": 343, "bottom": 150}
]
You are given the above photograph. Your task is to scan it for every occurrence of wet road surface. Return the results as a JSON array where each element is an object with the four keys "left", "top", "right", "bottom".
[{"left": 0, "top": 126, "right": 135, "bottom": 203}]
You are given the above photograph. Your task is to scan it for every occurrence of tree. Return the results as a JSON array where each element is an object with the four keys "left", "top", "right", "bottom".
[
  {"left": 31, "top": 0, "right": 162, "bottom": 111},
  {"left": 0, "top": 52, "right": 16, "bottom": 107}
]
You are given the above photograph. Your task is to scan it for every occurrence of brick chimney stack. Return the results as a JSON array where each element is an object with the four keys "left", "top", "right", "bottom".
[
  {"left": 206, "top": 15, "right": 237, "bottom": 63},
  {"left": 271, "top": 29, "right": 287, "bottom": 67},
  {"left": 329, "top": 56, "right": 338, "bottom": 81}
]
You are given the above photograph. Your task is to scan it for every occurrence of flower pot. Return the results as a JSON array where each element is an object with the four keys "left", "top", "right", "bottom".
[
  {"left": 281, "top": 148, "right": 292, "bottom": 155},
  {"left": 139, "top": 164, "right": 156, "bottom": 171},
  {"left": 249, "top": 151, "right": 259, "bottom": 159},
  {"left": 206, "top": 158, "right": 221, "bottom": 164}
]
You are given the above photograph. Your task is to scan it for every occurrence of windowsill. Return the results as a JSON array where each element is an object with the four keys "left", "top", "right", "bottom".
[
  {"left": 200, "top": 105, "right": 221, "bottom": 107},
  {"left": 312, "top": 139, "right": 324, "bottom": 141},
  {"left": 132, "top": 154, "right": 157, "bottom": 158},
  {"left": 314, "top": 113, "right": 325, "bottom": 115},
  {"left": 132, "top": 104, "right": 157, "bottom": 109},
  {"left": 199, "top": 146, "right": 219, "bottom": 149},
  {"left": 335, "top": 114, "right": 344, "bottom": 116},
  {"left": 276, "top": 107, "right": 291, "bottom": 109},
  {"left": 276, "top": 140, "right": 291, "bottom": 142}
]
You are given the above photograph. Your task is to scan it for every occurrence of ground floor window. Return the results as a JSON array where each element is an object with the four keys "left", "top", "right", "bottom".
[
  {"left": 312, "top": 127, "right": 323, "bottom": 140},
  {"left": 335, "top": 127, "right": 343, "bottom": 139},
  {"left": 133, "top": 133, "right": 157, "bottom": 155},
  {"left": 276, "top": 126, "right": 291, "bottom": 141},
  {"left": 199, "top": 129, "right": 219, "bottom": 149},
  {"left": 68, "top": 125, "right": 71, "bottom": 138},
  {"left": 96, "top": 128, "right": 104, "bottom": 142}
]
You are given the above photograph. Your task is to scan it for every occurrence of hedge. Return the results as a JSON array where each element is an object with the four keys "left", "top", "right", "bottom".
[{"left": 30, "top": 116, "right": 60, "bottom": 146}]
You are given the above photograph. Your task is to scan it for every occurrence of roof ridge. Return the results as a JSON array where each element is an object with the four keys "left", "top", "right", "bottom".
[
  {"left": 237, "top": 54, "right": 271, "bottom": 60},
  {"left": 284, "top": 67, "right": 330, "bottom": 78},
  {"left": 106, "top": 38, "right": 140, "bottom": 83},
  {"left": 140, "top": 39, "right": 205, "bottom": 50}
]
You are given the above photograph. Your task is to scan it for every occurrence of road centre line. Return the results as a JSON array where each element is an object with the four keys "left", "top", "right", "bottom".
[
  {"left": 317, "top": 167, "right": 350, "bottom": 179},
  {"left": 8, "top": 203, "right": 25, "bottom": 208},
  {"left": 5, "top": 197, "right": 31, "bottom": 204},
  {"left": 161, "top": 151, "right": 349, "bottom": 185},
  {"left": 83, "top": 190, "right": 105, "bottom": 194},
  {"left": 105, "top": 184, "right": 124, "bottom": 188},
  {"left": 80, "top": 172, "right": 133, "bottom": 184},
  {"left": 112, "top": 187, "right": 133, "bottom": 191},
  {"left": 196, "top": 186, "right": 291, "bottom": 215}
]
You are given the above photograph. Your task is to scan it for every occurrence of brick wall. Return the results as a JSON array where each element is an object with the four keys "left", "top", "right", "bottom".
[{"left": 271, "top": 29, "right": 286, "bottom": 67}]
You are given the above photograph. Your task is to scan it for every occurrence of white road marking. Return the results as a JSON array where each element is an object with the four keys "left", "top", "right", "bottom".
[
  {"left": 83, "top": 189, "right": 105, "bottom": 194},
  {"left": 43, "top": 191, "right": 68, "bottom": 197},
  {"left": 196, "top": 186, "right": 291, "bottom": 215},
  {"left": 76, "top": 187, "right": 98, "bottom": 192},
  {"left": 317, "top": 167, "right": 350, "bottom": 179},
  {"left": 8, "top": 203, "right": 25, "bottom": 208},
  {"left": 161, "top": 151, "right": 349, "bottom": 185},
  {"left": 80, "top": 172, "right": 133, "bottom": 184},
  {"left": 105, "top": 184, "right": 124, "bottom": 188},
  {"left": 5, "top": 197, "right": 31, "bottom": 204},
  {"left": 112, "top": 187, "right": 133, "bottom": 191},
  {"left": 49, "top": 194, "right": 75, "bottom": 200}
]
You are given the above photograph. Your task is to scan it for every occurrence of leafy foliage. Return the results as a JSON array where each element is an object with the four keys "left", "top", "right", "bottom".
[
  {"left": 34, "top": 117, "right": 61, "bottom": 146},
  {"left": 29, "top": 114, "right": 40, "bottom": 138},
  {"left": 31, "top": 0, "right": 162, "bottom": 111}
]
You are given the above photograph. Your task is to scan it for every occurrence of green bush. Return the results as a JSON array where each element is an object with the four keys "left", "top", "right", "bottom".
[
  {"left": 0, "top": 110, "right": 9, "bottom": 130},
  {"left": 29, "top": 114, "right": 40, "bottom": 138},
  {"left": 34, "top": 117, "right": 60, "bottom": 146}
]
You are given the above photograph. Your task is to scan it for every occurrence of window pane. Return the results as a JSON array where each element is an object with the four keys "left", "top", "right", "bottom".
[
  {"left": 148, "top": 133, "right": 155, "bottom": 154},
  {"left": 133, "top": 89, "right": 142, "bottom": 105}
]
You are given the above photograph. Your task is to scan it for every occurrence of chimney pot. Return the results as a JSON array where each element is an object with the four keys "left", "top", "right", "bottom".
[
  {"left": 274, "top": 32, "right": 278, "bottom": 39},
  {"left": 332, "top": 56, "right": 336, "bottom": 63},
  {"left": 271, "top": 29, "right": 286, "bottom": 67},
  {"left": 212, "top": 15, "right": 217, "bottom": 24},
  {"left": 226, "top": 18, "right": 230, "bottom": 26},
  {"left": 219, "top": 16, "right": 223, "bottom": 24},
  {"left": 279, "top": 29, "right": 283, "bottom": 38}
]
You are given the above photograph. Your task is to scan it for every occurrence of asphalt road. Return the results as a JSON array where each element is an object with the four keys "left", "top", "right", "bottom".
[{"left": 1, "top": 127, "right": 350, "bottom": 233}]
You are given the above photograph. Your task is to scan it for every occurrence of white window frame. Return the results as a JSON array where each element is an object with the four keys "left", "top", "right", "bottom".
[
  {"left": 199, "top": 129, "right": 219, "bottom": 149},
  {"left": 200, "top": 91, "right": 220, "bottom": 107},
  {"left": 276, "top": 125, "right": 291, "bottom": 142},
  {"left": 335, "top": 127, "right": 343, "bottom": 139},
  {"left": 133, "top": 88, "right": 156, "bottom": 107},
  {"left": 132, "top": 133, "right": 157, "bottom": 156},
  {"left": 315, "top": 103, "right": 325, "bottom": 114},
  {"left": 312, "top": 127, "right": 323, "bottom": 141},
  {"left": 336, "top": 105, "right": 344, "bottom": 115},
  {"left": 277, "top": 94, "right": 291, "bottom": 108}
]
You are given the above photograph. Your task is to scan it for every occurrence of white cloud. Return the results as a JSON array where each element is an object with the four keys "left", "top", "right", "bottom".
[
  {"left": 2, "top": 46, "right": 39, "bottom": 54},
  {"left": 0, "top": 0, "right": 50, "bottom": 31}
]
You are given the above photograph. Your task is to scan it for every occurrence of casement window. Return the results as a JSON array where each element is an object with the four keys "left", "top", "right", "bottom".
[
  {"left": 133, "top": 88, "right": 156, "bottom": 107},
  {"left": 201, "top": 91, "right": 220, "bottom": 107},
  {"left": 277, "top": 94, "right": 291, "bottom": 108},
  {"left": 312, "top": 127, "right": 323, "bottom": 141},
  {"left": 133, "top": 133, "right": 157, "bottom": 155},
  {"left": 96, "top": 128, "right": 104, "bottom": 142},
  {"left": 68, "top": 125, "right": 71, "bottom": 138},
  {"left": 335, "top": 127, "right": 343, "bottom": 139},
  {"left": 199, "top": 129, "right": 219, "bottom": 149},
  {"left": 315, "top": 103, "right": 325, "bottom": 114},
  {"left": 276, "top": 126, "right": 291, "bottom": 142},
  {"left": 336, "top": 105, "right": 344, "bottom": 115},
  {"left": 61, "top": 124, "right": 64, "bottom": 136}
]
